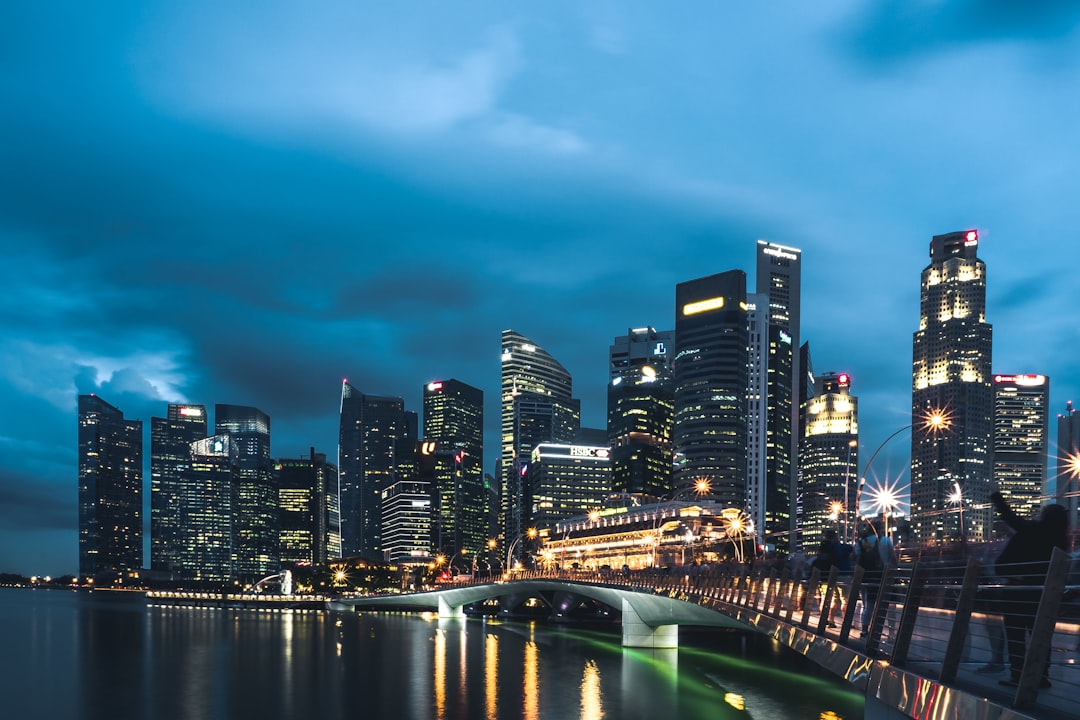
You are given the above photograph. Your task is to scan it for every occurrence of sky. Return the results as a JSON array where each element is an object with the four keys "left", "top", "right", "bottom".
[{"left": 3, "top": 2, "right": 1080, "bottom": 576}]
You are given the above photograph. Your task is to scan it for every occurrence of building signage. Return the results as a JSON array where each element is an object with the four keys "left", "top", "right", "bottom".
[
  {"left": 993, "top": 374, "right": 1046, "bottom": 386},
  {"left": 683, "top": 296, "right": 724, "bottom": 316}
]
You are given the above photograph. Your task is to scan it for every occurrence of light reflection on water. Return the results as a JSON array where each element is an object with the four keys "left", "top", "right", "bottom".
[{"left": 0, "top": 589, "right": 863, "bottom": 720}]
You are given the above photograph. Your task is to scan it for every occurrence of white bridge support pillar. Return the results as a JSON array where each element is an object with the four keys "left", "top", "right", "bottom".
[
  {"left": 621, "top": 599, "right": 678, "bottom": 648},
  {"left": 438, "top": 597, "right": 464, "bottom": 619}
]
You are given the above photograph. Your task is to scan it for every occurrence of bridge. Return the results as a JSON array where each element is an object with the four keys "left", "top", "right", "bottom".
[{"left": 336, "top": 549, "right": 1080, "bottom": 720}]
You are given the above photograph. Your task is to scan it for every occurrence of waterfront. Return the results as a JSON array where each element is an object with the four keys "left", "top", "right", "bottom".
[{"left": 1, "top": 588, "right": 863, "bottom": 720}]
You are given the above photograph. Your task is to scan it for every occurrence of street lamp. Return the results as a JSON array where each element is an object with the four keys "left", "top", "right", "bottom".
[
  {"left": 506, "top": 528, "right": 537, "bottom": 572},
  {"left": 652, "top": 478, "right": 712, "bottom": 567},
  {"left": 721, "top": 508, "right": 755, "bottom": 563},
  {"left": 947, "top": 481, "right": 965, "bottom": 542}
]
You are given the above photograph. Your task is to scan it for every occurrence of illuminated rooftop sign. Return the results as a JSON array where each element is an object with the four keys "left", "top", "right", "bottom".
[
  {"left": 993, "top": 374, "right": 1046, "bottom": 386},
  {"left": 179, "top": 407, "right": 203, "bottom": 417},
  {"left": 837, "top": 373, "right": 850, "bottom": 387},
  {"left": 426, "top": 381, "right": 444, "bottom": 392},
  {"left": 964, "top": 229, "right": 978, "bottom": 246},
  {"left": 682, "top": 296, "right": 724, "bottom": 316}
]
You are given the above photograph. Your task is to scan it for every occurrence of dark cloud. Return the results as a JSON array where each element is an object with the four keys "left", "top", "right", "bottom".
[
  {"left": 842, "top": 0, "right": 1080, "bottom": 66},
  {"left": 0, "top": 470, "right": 73, "bottom": 532}
]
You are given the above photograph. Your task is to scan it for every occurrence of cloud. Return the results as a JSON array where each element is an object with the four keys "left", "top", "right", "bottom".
[
  {"left": 487, "top": 114, "right": 588, "bottom": 155},
  {"left": 842, "top": 0, "right": 1080, "bottom": 66}
]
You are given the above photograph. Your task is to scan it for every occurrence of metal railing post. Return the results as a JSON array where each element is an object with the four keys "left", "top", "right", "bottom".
[
  {"left": 865, "top": 561, "right": 898, "bottom": 657},
  {"left": 1014, "top": 547, "right": 1071, "bottom": 709},
  {"left": 801, "top": 566, "right": 821, "bottom": 630},
  {"left": 839, "top": 565, "right": 864, "bottom": 642},
  {"left": 940, "top": 556, "right": 981, "bottom": 684},
  {"left": 817, "top": 566, "right": 840, "bottom": 634},
  {"left": 890, "top": 557, "right": 927, "bottom": 667}
]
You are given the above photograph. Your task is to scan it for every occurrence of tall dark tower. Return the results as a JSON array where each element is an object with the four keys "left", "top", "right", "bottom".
[
  {"left": 423, "top": 379, "right": 485, "bottom": 558},
  {"left": 991, "top": 374, "right": 1049, "bottom": 529},
  {"left": 755, "top": 242, "right": 801, "bottom": 554},
  {"left": 607, "top": 327, "right": 674, "bottom": 500},
  {"left": 1056, "top": 402, "right": 1080, "bottom": 535},
  {"left": 500, "top": 330, "right": 579, "bottom": 549},
  {"left": 187, "top": 433, "right": 237, "bottom": 583},
  {"left": 78, "top": 395, "right": 143, "bottom": 581},
  {"left": 911, "top": 230, "right": 993, "bottom": 544},
  {"left": 215, "top": 404, "right": 275, "bottom": 580},
  {"left": 338, "top": 381, "right": 418, "bottom": 559},
  {"left": 150, "top": 404, "right": 207, "bottom": 576},
  {"left": 673, "top": 270, "right": 749, "bottom": 506},
  {"left": 276, "top": 448, "right": 341, "bottom": 567}
]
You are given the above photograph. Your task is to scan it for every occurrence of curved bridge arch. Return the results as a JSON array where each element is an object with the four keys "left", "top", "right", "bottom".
[{"left": 334, "top": 578, "right": 750, "bottom": 648}]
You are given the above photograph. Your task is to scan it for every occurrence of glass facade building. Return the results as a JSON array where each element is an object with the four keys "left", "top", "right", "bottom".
[
  {"left": 276, "top": 448, "right": 341, "bottom": 567},
  {"left": 911, "top": 230, "right": 994, "bottom": 543},
  {"left": 673, "top": 270, "right": 749, "bottom": 506},
  {"left": 78, "top": 395, "right": 143, "bottom": 580},
  {"left": 186, "top": 434, "right": 236, "bottom": 583},
  {"left": 150, "top": 404, "right": 207, "bottom": 576},
  {"left": 991, "top": 374, "right": 1049, "bottom": 525},
  {"left": 339, "top": 381, "right": 418, "bottom": 560},
  {"left": 500, "top": 330, "right": 579, "bottom": 550},
  {"left": 607, "top": 327, "right": 674, "bottom": 500},
  {"left": 526, "top": 442, "right": 612, "bottom": 534},
  {"left": 423, "top": 379, "right": 485, "bottom": 558},
  {"left": 216, "top": 404, "right": 276, "bottom": 581},
  {"left": 799, "top": 372, "right": 859, "bottom": 550}
]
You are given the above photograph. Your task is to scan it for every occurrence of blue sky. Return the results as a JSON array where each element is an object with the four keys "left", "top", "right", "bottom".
[{"left": 3, "top": 2, "right": 1080, "bottom": 576}]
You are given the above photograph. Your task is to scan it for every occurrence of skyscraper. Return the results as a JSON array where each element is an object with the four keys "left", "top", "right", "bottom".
[
  {"left": 423, "top": 379, "right": 485, "bottom": 558},
  {"left": 525, "top": 442, "right": 612, "bottom": 533},
  {"left": 150, "top": 404, "right": 207, "bottom": 576},
  {"left": 746, "top": 294, "right": 770, "bottom": 549},
  {"left": 991, "top": 374, "right": 1049, "bottom": 528},
  {"left": 607, "top": 327, "right": 674, "bottom": 500},
  {"left": 1056, "top": 401, "right": 1080, "bottom": 534},
  {"left": 799, "top": 372, "right": 859, "bottom": 550},
  {"left": 339, "top": 381, "right": 418, "bottom": 559},
  {"left": 755, "top": 241, "right": 801, "bottom": 553},
  {"left": 276, "top": 448, "right": 341, "bottom": 567},
  {"left": 673, "top": 270, "right": 749, "bottom": 506},
  {"left": 78, "top": 395, "right": 143, "bottom": 580},
  {"left": 216, "top": 404, "right": 276, "bottom": 580},
  {"left": 500, "top": 330, "right": 579, "bottom": 548},
  {"left": 186, "top": 433, "right": 237, "bottom": 583},
  {"left": 911, "top": 230, "right": 993, "bottom": 543}
]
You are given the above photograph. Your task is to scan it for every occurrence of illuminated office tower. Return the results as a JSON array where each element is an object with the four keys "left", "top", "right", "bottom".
[
  {"left": 501, "top": 330, "right": 580, "bottom": 550},
  {"left": 756, "top": 241, "right": 801, "bottom": 553},
  {"left": 1056, "top": 402, "right": 1080, "bottom": 531},
  {"left": 746, "top": 295, "right": 769, "bottom": 546},
  {"left": 673, "top": 270, "right": 749, "bottom": 505},
  {"left": 276, "top": 448, "right": 341, "bottom": 567},
  {"left": 423, "top": 379, "right": 485, "bottom": 558},
  {"left": 991, "top": 374, "right": 1049, "bottom": 527},
  {"left": 526, "top": 443, "right": 612, "bottom": 536},
  {"left": 150, "top": 404, "right": 207, "bottom": 576},
  {"left": 911, "top": 230, "right": 993, "bottom": 543},
  {"left": 380, "top": 478, "right": 432, "bottom": 563},
  {"left": 799, "top": 372, "right": 859, "bottom": 550},
  {"left": 215, "top": 404, "right": 275, "bottom": 580},
  {"left": 185, "top": 434, "right": 236, "bottom": 583},
  {"left": 78, "top": 395, "right": 143, "bottom": 581},
  {"left": 339, "top": 381, "right": 418, "bottom": 559},
  {"left": 608, "top": 327, "right": 674, "bottom": 500}
]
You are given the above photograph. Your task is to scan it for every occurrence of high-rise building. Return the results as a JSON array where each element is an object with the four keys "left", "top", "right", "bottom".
[
  {"left": 380, "top": 478, "right": 432, "bottom": 564},
  {"left": 186, "top": 434, "right": 237, "bottom": 583},
  {"left": 1056, "top": 401, "right": 1080, "bottom": 534},
  {"left": 78, "top": 395, "right": 143, "bottom": 580},
  {"left": 423, "top": 379, "right": 485, "bottom": 558},
  {"left": 608, "top": 327, "right": 674, "bottom": 500},
  {"left": 755, "top": 241, "right": 801, "bottom": 554},
  {"left": 990, "top": 374, "right": 1049, "bottom": 525},
  {"left": 746, "top": 294, "right": 770, "bottom": 550},
  {"left": 276, "top": 448, "right": 341, "bottom": 567},
  {"left": 911, "top": 230, "right": 994, "bottom": 543},
  {"left": 799, "top": 372, "right": 859, "bottom": 550},
  {"left": 500, "top": 330, "right": 579, "bottom": 550},
  {"left": 215, "top": 404, "right": 276, "bottom": 580},
  {"left": 339, "top": 381, "right": 418, "bottom": 559},
  {"left": 150, "top": 404, "right": 207, "bottom": 576},
  {"left": 673, "top": 270, "right": 749, "bottom": 506},
  {"left": 526, "top": 442, "right": 612, "bottom": 535}
]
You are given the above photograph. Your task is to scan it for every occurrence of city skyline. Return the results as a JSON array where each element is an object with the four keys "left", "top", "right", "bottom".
[{"left": 5, "top": 4, "right": 1080, "bottom": 575}]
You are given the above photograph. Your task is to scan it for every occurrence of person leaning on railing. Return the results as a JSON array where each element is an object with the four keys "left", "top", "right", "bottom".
[{"left": 989, "top": 487, "right": 1070, "bottom": 689}]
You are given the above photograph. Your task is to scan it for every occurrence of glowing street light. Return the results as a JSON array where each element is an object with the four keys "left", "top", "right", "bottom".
[{"left": 506, "top": 528, "right": 538, "bottom": 572}]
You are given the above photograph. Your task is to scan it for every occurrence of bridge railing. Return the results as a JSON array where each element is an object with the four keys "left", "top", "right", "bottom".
[{"left": 438, "top": 549, "right": 1077, "bottom": 713}]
